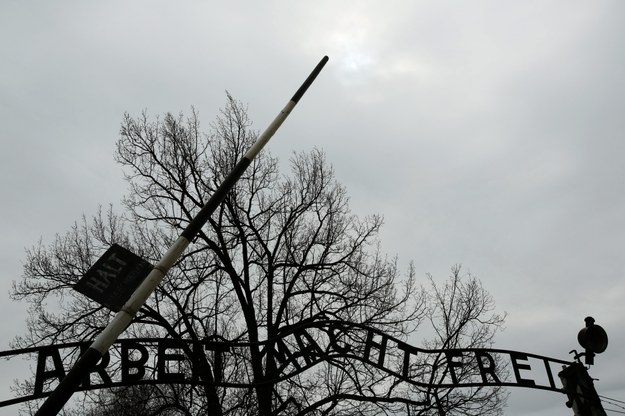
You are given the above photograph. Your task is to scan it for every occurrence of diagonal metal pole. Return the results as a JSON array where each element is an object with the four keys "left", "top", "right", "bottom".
[{"left": 35, "top": 55, "right": 329, "bottom": 416}]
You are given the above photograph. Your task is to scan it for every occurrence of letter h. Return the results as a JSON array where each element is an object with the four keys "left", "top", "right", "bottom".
[{"left": 363, "top": 330, "right": 387, "bottom": 367}]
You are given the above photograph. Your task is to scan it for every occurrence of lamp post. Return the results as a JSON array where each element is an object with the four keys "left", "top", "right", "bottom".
[
  {"left": 559, "top": 316, "right": 608, "bottom": 416},
  {"left": 577, "top": 316, "right": 608, "bottom": 365}
]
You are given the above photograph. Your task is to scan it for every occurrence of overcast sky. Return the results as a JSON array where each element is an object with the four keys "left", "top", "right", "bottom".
[{"left": 1, "top": 1, "right": 624, "bottom": 415}]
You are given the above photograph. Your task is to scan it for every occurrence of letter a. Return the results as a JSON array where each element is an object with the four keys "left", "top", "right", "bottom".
[{"left": 34, "top": 347, "right": 66, "bottom": 395}]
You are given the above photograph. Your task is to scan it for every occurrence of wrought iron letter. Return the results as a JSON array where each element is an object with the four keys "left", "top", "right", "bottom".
[
  {"left": 121, "top": 340, "right": 149, "bottom": 383},
  {"left": 445, "top": 350, "right": 464, "bottom": 385},
  {"left": 510, "top": 352, "right": 536, "bottom": 386},
  {"left": 34, "top": 347, "right": 66, "bottom": 395},
  {"left": 475, "top": 350, "right": 500, "bottom": 384}
]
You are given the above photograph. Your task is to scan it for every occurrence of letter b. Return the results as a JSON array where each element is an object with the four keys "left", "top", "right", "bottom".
[{"left": 121, "top": 341, "right": 149, "bottom": 382}]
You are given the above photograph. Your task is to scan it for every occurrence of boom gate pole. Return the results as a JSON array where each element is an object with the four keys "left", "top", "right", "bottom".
[{"left": 35, "top": 55, "right": 329, "bottom": 416}]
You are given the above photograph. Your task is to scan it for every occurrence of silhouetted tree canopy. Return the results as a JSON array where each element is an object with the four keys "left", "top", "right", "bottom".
[{"left": 12, "top": 95, "right": 507, "bottom": 415}]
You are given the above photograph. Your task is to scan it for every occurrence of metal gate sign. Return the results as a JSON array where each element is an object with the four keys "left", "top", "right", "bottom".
[
  {"left": 73, "top": 244, "right": 153, "bottom": 312},
  {"left": 0, "top": 319, "right": 575, "bottom": 408}
]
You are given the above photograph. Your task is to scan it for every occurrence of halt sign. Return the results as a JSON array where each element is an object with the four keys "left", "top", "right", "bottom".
[{"left": 74, "top": 244, "right": 153, "bottom": 312}]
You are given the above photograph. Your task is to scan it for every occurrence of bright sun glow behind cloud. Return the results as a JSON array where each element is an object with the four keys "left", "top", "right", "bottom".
[{"left": 328, "top": 31, "right": 375, "bottom": 85}]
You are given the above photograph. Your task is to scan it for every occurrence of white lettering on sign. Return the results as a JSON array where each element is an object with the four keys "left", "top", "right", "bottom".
[{"left": 84, "top": 252, "right": 128, "bottom": 294}]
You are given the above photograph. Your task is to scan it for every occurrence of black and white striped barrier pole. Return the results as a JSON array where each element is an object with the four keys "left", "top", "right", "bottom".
[{"left": 35, "top": 55, "right": 329, "bottom": 416}]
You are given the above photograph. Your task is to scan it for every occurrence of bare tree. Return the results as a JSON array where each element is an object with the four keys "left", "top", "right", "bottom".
[
  {"left": 407, "top": 265, "right": 508, "bottom": 416},
  {"left": 63, "top": 385, "right": 189, "bottom": 416},
  {"left": 12, "top": 96, "right": 506, "bottom": 415}
]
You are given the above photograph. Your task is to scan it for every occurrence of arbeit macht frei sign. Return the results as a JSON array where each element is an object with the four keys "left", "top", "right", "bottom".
[{"left": 0, "top": 318, "right": 572, "bottom": 407}]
